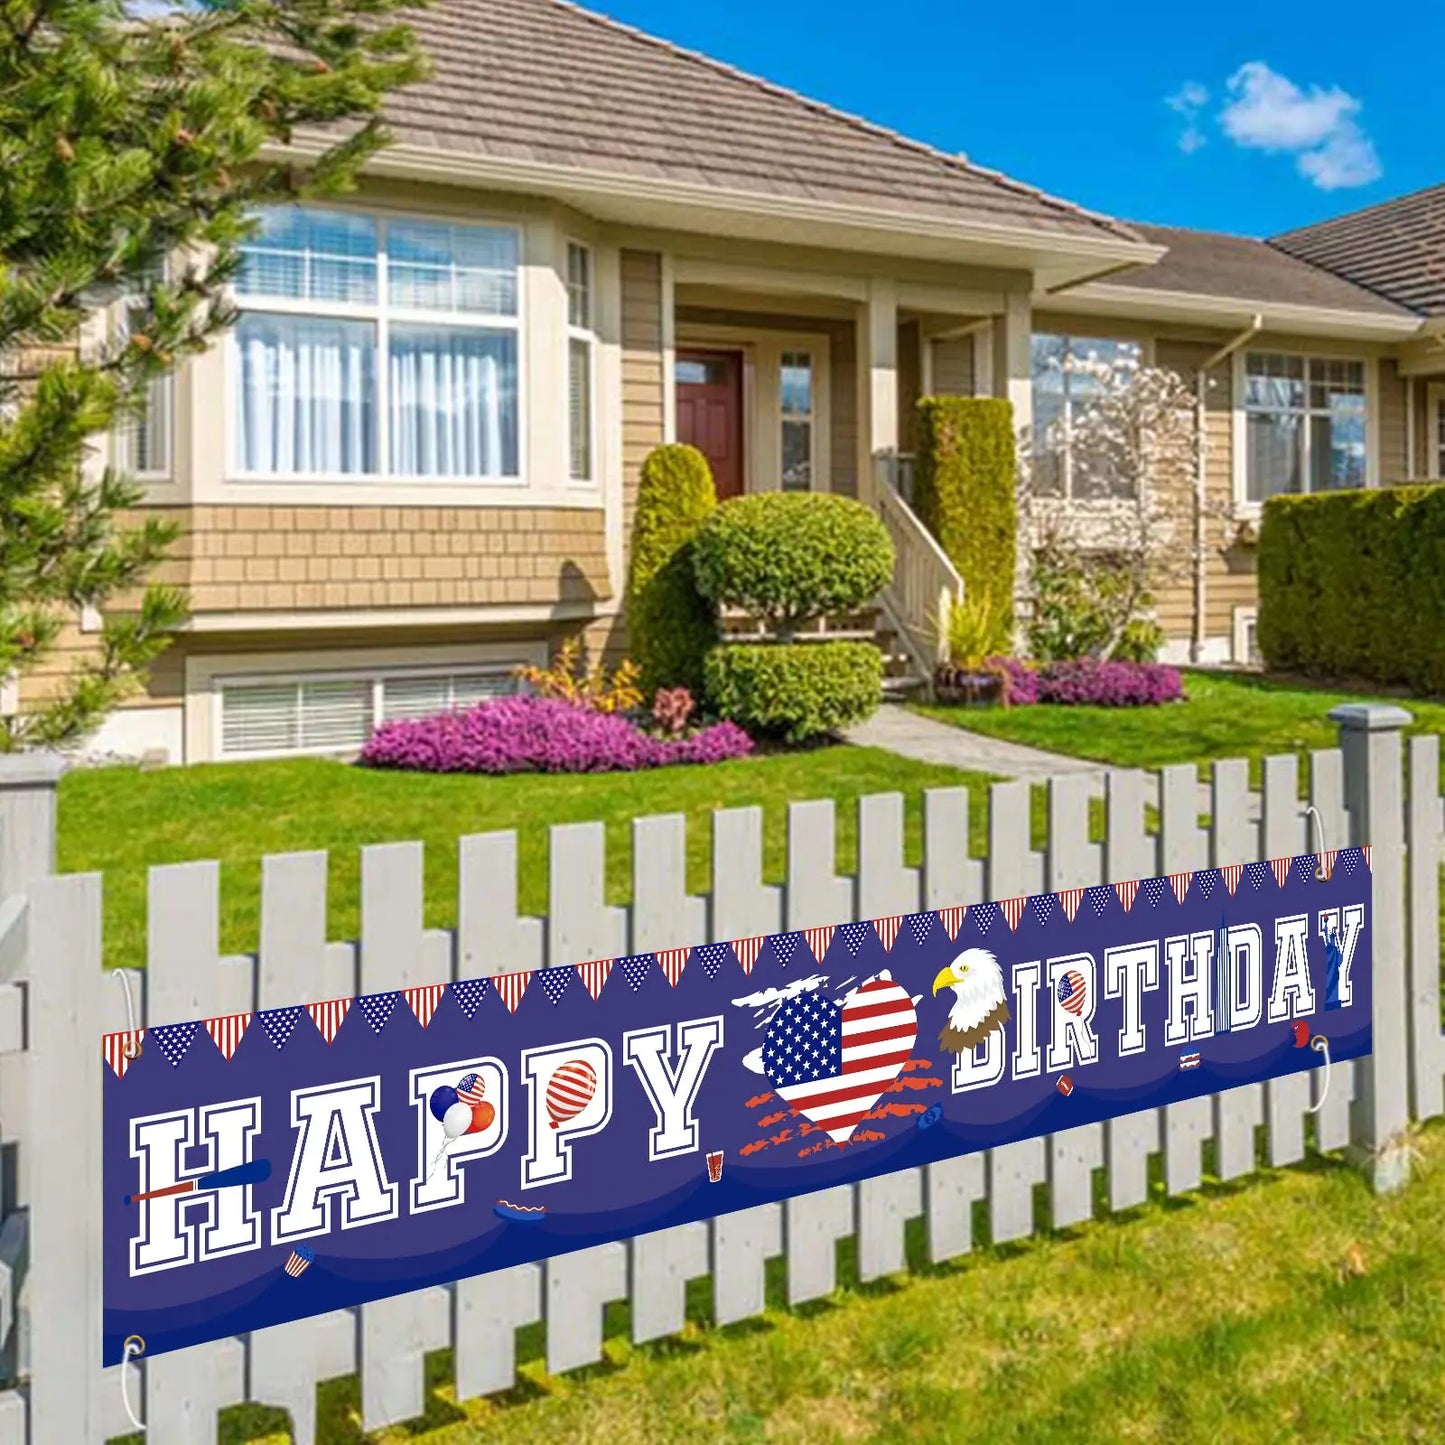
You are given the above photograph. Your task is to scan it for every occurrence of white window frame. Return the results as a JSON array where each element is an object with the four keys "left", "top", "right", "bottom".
[
  {"left": 1232, "top": 605, "right": 1261, "bottom": 668},
  {"left": 1429, "top": 382, "right": 1445, "bottom": 480},
  {"left": 779, "top": 349, "right": 818, "bottom": 492},
  {"left": 225, "top": 203, "right": 526, "bottom": 487},
  {"left": 566, "top": 239, "right": 597, "bottom": 485},
  {"left": 111, "top": 262, "right": 173, "bottom": 482},
  {"left": 1233, "top": 349, "right": 1376, "bottom": 513}
]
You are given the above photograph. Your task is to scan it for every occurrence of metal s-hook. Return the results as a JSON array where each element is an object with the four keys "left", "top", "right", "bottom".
[{"left": 120, "top": 1335, "right": 146, "bottom": 1432}]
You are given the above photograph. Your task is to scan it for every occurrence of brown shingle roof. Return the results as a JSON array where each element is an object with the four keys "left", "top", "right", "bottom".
[
  {"left": 1106, "top": 223, "right": 1413, "bottom": 316},
  {"left": 382, "top": 0, "right": 1141, "bottom": 245},
  {"left": 1270, "top": 183, "right": 1445, "bottom": 316}
]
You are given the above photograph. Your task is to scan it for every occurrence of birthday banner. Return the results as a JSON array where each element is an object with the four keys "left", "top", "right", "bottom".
[{"left": 102, "top": 849, "right": 1373, "bottom": 1365}]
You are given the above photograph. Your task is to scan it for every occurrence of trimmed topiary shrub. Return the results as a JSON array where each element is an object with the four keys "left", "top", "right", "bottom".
[
  {"left": 703, "top": 642, "right": 882, "bottom": 743},
  {"left": 692, "top": 493, "right": 894, "bottom": 637},
  {"left": 1258, "top": 485, "right": 1445, "bottom": 693},
  {"left": 627, "top": 444, "right": 719, "bottom": 694},
  {"left": 914, "top": 397, "right": 1017, "bottom": 622}
]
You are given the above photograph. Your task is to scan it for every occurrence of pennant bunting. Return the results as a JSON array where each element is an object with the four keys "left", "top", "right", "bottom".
[
  {"left": 1269, "top": 857, "right": 1291, "bottom": 890},
  {"left": 732, "top": 937, "right": 765, "bottom": 976},
  {"left": 656, "top": 949, "right": 690, "bottom": 988},
  {"left": 536, "top": 967, "right": 574, "bottom": 1007},
  {"left": 1245, "top": 862, "right": 1271, "bottom": 891},
  {"left": 772, "top": 933, "right": 805, "bottom": 969},
  {"left": 1363, "top": 845, "right": 1372, "bottom": 871},
  {"left": 358, "top": 993, "right": 399, "bottom": 1036},
  {"left": 203, "top": 1013, "right": 252, "bottom": 1062},
  {"left": 936, "top": 905, "right": 967, "bottom": 941},
  {"left": 495, "top": 972, "right": 532, "bottom": 1014},
  {"left": 838, "top": 922, "right": 872, "bottom": 956},
  {"left": 257, "top": 1007, "right": 303, "bottom": 1051},
  {"left": 1318, "top": 850, "right": 1338, "bottom": 880},
  {"left": 874, "top": 916, "right": 903, "bottom": 952},
  {"left": 576, "top": 958, "right": 615, "bottom": 1000},
  {"left": 1114, "top": 880, "right": 1139, "bottom": 913},
  {"left": 402, "top": 985, "right": 445, "bottom": 1030},
  {"left": 104, "top": 1031, "right": 145, "bottom": 1079},
  {"left": 692, "top": 945, "right": 731, "bottom": 982},
  {"left": 999, "top": 898, "right": 1027, "bottom": 932},
  {"left": 1089, "top": 886, "right": 1111, "bottom": 917},
  {"left": 151, "top": 1022, "right": 199, "bottom": 1069},
  {"left": 306, "top": 999, "right": 352, "bottom": 1045},
  {"left": 1194, "top": 871, "right": 1215, "bottom": 900},
  {"left": 1220, "top": 864, "right": 1244, "bottom": 896},
  {"left": 1142, "top": 878, "right": 1169, "bottom": 909},
  {"left": 1058, "top": 889, "right": 1084, "bottom": 923},
  {"left": 906, "top": 913, "right": 935, "bottom": 948},
  {"left": 971, "top": 902, "right": 999, "bottom": 933},
  {"left": 1032, "top": 895, "right": 1056, "bottom": 927},
  {"left": 620, "top": 955, "right": 654, "bottom": 992},
  {"left": 1168, "top": 872, "right": 1193, "bottom": 906},
  {"left": 803, "top": 926, "right": 836, "bottom": 962},
  {"left": 448, "top": 978, "right": 490, "bottom": 1020}
]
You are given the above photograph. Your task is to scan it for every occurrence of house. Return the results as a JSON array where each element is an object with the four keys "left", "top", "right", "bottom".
[{"left": 26, "top": 0, "right": 1443, "bottom": 763}]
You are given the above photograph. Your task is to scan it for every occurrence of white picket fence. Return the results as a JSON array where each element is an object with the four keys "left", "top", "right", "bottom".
[{"left": 0, "top": 702, "right": 1436, "bottom": 1444}]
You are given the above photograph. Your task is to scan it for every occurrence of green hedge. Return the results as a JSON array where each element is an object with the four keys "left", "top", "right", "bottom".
[
  {"left": 1257, "top": 485, "right": 1445, "bottom": 692},
  {"left": 913, "top": 396, "right": 1017, "bottom": 620},
  {"left": 703, "top": 642, "right": 881, "bottom": 743},
  {"left": 692, "top": 493, "right": 894, "bottom": 634},
  {"left": 626, "top": 444, "right": 718, "bottom": 694}
]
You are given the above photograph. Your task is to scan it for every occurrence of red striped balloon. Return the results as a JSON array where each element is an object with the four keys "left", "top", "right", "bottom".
[{"left": 545, "top": 1059, "right": 597, "bottom": 1130}]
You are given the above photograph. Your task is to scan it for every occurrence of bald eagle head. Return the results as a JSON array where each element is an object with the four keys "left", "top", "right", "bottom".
[{"left": 932, "top": 947, "right": 1010, "bottom": 1054}]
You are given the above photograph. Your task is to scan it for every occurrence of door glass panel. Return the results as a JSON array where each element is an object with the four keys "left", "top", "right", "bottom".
[{"left": 676, "top": 357, "right": 729, "bottom": 386}]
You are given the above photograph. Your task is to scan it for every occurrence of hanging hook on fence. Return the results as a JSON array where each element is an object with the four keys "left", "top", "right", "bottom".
[
  {"left": 1305, "top": 1034, "right": 1332, "bottom": 1114},
  {"left": 120, "top": 1335, "right": 146, "bottom": 1433},
  {"left": 113, "top": 969, "right": 142, "bottom": 1059},
  {"left": 1305, "top": 805, "right": 1329, "bottom": 880}
]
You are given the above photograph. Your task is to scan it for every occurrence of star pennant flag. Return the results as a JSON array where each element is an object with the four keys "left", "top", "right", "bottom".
[
  {"left": 1032, "top": 895, "right": 1055, "bottom": 927},
  {"left": 936, "top": 905, "right": 967, "bottom": 940},
  {"left": 1058, "top": 889, "right": 1084, "bottom": 923},
  {"left": 449, "top": 978, "right": 491, "bottom": 1020},
  {"left": 772, "top": 933, "right": 805, "bottom": 969},
  {"left": 971, "top": 902, "right": 998, "bottom": 933},
  {"left": 1089, "top": 886, "right": 1111, "bottom": 917},
  {"left": 403, "top": 984, "right": 445, "bottom": 1030},
  {"left": 535, "top": 967, "right": 574, "bottom": 1007},
  {"left": 204, "top": 1013, "right": 252, "bottom": 1062},
  {"left": 620, "top": 954, "right": 654, "bottom": 992},
  {"left": 257, "top": 1007, "right": 303, "bottom": 1051},
  {"left": 1142, "top": 878, "right": 1169, "bottom": 909},
  {"left": 1245, "top": 862, "right": 1271, "bottom": 891},
  {"left": 999, "top": 897, "right": 1028, "bottom": 932},
  {"left": 495, "top": 971, "right": 532, "bottom": 1014},
  {"left": 656, "top": 949, "right": 689, "bottom": 987},
  {"left": 873, "top": 916, "right": 903, "bottom": 952},
  {"left": 838, "top": 922, "right": 872, "bottom": 956},
  {"left": 732, "top": 937, "right": 765, "bottom": 976},
  {"left": 1194, "top": 870, "right": 1215, "bottom": 900},
  {"left": 1168, "top": 872, "right": 1193, "bottom": 905},
  {"left": 306, "top": 998, "right": 352, "bottom": 1045},
  {"left": 803, "top": 926, "right": 836, "bottom": 962},
  {"left": 1219, "top": 864, "right": 1244, "bottom": 896},
  {"left": 576, "top": 958, "right": 615, "bottom": 1000},
  {"left": 1269, "top": 857, "right": 1291, "bottom": 889},
  {"left": 1318, "top": 850, "right": 1338, "bottom": 880},
  {"left": 104, "top": 1031, "right": 145, "bottom": 1079},
  {"left": 906, "top": 913, "right": 935, "bottom": 948},
  {"left": 151, "top": 1021, "right": 199, "bottom": 1069},
  {"left": 692, "top": 945, "right": 731, "bottom": 982},
  {"left": 1114, "top": 880, "right": 1140, "bottom": 913},
  {"left": 358, "top": 993, "right": 399, "bottom": 1036}
]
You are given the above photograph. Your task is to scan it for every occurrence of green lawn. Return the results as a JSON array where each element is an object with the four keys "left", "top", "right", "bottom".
[
  {"left": 914, "top": 670, "right": 1445, "bottom": 775},
  {"left": 60, "top": 746, "right": 1006, "bottom": 972}
]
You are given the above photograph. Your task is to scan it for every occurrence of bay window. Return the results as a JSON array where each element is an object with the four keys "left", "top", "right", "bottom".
[
  {"left": 780, "top": 350, "right": 814, "bottom": 491},
  {"left": 567, "top": 242, "right": 594, "bottom": 482},
  {"left": 1243, "top": 353, "right": 1367, "bottom": 502},
  {"left": 1030, "top": 333, "right": 1142, "bottom": 498},
  {"left": 113, "top": 266, "right": 172, "bottom": 479},
  {"left": 232, "top": 206, "right": 520, "bottom": 481}
]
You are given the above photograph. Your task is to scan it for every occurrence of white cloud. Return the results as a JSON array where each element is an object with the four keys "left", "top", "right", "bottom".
[
  {"left": 1296, "top": 122, "right": 1383, "bottom": 190},
  {"left": 1165, "top": 81, "right": 1210, "bottom": 154}
]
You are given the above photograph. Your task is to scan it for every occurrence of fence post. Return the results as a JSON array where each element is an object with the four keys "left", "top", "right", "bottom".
[
  {"left": 1331, "top": 703, "right": 1411, "bottom": 1193},
  {"left": 0, "top": 753, "right": 63, "bottom": 902}
]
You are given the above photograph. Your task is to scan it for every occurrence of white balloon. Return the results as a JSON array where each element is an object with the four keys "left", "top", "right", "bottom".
[{"left": 442, "top": 1101, "right": 473, "bottom": 1141}]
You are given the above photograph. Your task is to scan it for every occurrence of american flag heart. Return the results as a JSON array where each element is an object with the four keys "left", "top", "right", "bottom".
[
  {"left": 761, "top": 973, "right": 917, "bottom": 1143},
  {"left": 1269, "top": 858, "right": 1291, "bottom": 889},
  {"left": 999, "top": 898, "right": 1027, "bottom": 932},
  {"left": 103, "top": 1030, "right": 145, "bottom": 1079},
  {"left": 936, "top": 905, "right": 967, "bottom": 940},
  {"left": 873, "top": 916, "right": 902, "bottom": 952},
  {"left": 656, "top": 949, "right": 689, "bottom": 987},
  {"left": 1056, "top": 969, "right": 1087, "bottom": 1017},
  {"left": 576, "top": 958, "right": 615, "bottom": 1000},
  {"left": 403, "top": 985, "right": 445, "bottom": 1030},
  {"left": 306, "top": 999, "right": 352, "bottom": 1045},
  {"left": 732, "top": 937, "right": 765, "bottom": 976},
  {"left": 203, "top": 1013, "right": 252, "bottom": 1062},
  {"left": 536, "top": 967, "right": 573, "bottom": 1006},
  {"left": 1168, "top": 872, "right": 1193, "bottom": 905},
  {"left": 1058, "top": 890, "right": 1084, "bottom": 923},
  {"left": 495, "top": 972, "right": 531, "bottom": 1014},
  {"left": 1114, "top": 880, "right": 1139, "bottom": 913},
  {"left": 457, "top": 1073, "right": 487, "bottom": 1107},
  {"left": 1219, "top": 864, "right": 1244, "bottom": 896},
  {"left": 803, "top": 927, "right": 836, "bottom": 962}
]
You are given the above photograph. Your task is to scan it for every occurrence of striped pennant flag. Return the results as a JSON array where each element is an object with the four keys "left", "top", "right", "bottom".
[
  {"left": 576, "top": 958, "right": 615, "bottom": 1000},
  {"left": 1318, "top": 849, "right": 1339, "bottom": 880},
  {"left": 838, "top": 922, "right": 873, "bottom": 956},
  {"left": 620, "top": 954, "right": 654, "bottom": 992},
  {"left": 103, "top": 1030, "right": 145, "bottom": 1079},
  {"left": 1219, "top": 864, "right": 1244, "bottom": 896},
  {"left": 495, "top": 971, "right": 532, "bottom": 1014},
  {"left": 1363, "top": 845, "right": 1372, "bottom": 871},
  {"left": 874, "top": 916, "right": 903, "bottom": 952},
  {"left": 403, "top": 985, "right": 445, "bottom": 1030},
  {"left": 1058, "top": 889, "right": 1084, "bottom": 923},
  {"left": 306, "top": 999, "right": 352, "bottom": 1045},
  {"left": 803, "top": 926, "right": 836, "bottom": 962},
  {"left": 733, "top": 937, "right": 765, "bottom": 976},
  {"left": 536, "top": 967, "right": 574, "bottom": 1006},
  {"left": 358, "top": 993, "right": 399, "bottom": 1035},
  {"left": 449, "top": 978, "right": 490, "bottom": 1020},
  {"left": 151, "top": 1021, "right": 199, "bottom": 1069},
  {"left": 692, "top": 945, "right": 731, "bottom": 982},
  {"left": 772, "top": 933, "right": 805, "bottom": 969},
  {"left": 936, "top": 905, "right": 967, "bottom": 940},
  {"left": 1168, "top": 872, "right": 1193, "bottom": 905},
  {"left": 1114, "top": 880, "right": 1140, "bottom": 913},
  {"left": 999, "top": 897, "right": 1028, "bottom": 931},
  {"left": 1269, "top": 857, "right": 1291, "bottom": 889},
  {"left": 203, "top": 1013, "right": 252, "bottom": 1062},
  {"left": 257, "top": 1006, "right": 303, "bottom": 1051},
  {"left": 656, "top": 949, "right": 690, "bottom": 987}
]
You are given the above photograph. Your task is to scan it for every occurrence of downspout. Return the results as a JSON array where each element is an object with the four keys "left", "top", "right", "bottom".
[{"left": 1192, "top": 314, "right": 1263, "bottom": 665}]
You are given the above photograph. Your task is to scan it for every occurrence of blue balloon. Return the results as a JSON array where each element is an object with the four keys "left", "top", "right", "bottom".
[
  {"left": 429, "top": 1085, "right": 459, "bottom": 1122},
  {"left": 917, "top": 1104, "right": 943, "bottom": 1131}
]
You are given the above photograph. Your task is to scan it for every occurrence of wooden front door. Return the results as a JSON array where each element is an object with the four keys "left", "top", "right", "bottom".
[{"left": 676, "top": 349, "right": 744, "bottom": 498}]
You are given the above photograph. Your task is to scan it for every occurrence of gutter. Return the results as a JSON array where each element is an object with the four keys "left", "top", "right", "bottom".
[{"left": 1191, "top": 316, "right": 1262, "bottom": 665}]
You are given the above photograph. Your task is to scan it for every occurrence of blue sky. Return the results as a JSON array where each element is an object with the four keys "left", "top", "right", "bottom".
[{"left": 591, "top": 0, "right": 1437, "bottom": 237}]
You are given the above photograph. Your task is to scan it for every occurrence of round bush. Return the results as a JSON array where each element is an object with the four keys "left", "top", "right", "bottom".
[
  {"left": 626, "top": 444, "right": 718, "bottom": 694},
  {"left": 691, "top": 493, "right": 894, "bottom": 633},
  {"left": 703, "top": 641, "right": 881, "bottom": 743}
]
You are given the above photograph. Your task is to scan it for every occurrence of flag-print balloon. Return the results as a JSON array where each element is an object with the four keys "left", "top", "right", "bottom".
[
  {"left": 466, "top": 1101, "right": 496, "bottom": 1135},
  {"left": 442, "top": 1101, "right": 473, "bottom": 1141},
  {"left": 545, "top": 1059, "right": 597, "bottom": 1130},
  {"left": 429, "top": 1085, "right": 459, "bottom": 1123}
]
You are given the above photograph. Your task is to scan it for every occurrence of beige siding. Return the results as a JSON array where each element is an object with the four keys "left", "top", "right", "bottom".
[
  {"left": 621, "top": 249, "right": 666, "bottom": 543},
  {"left": 930, "top": 336, "right": 975, "bottom": 396},
  {"left": 1379, "top": 359, "right": 1409, "bottom": 481}
]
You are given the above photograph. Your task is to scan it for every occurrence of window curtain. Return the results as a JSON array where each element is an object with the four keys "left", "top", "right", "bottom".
[
  {"left": 389, "top": 327, "right": 517, "bottom": 478},
  {"left": 236, "top": 314, "right": 376, "bottom": 474}
]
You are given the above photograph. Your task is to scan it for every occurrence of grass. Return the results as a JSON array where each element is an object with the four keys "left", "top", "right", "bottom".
[
  {"left": 162, "top": 1123, "right": 1445, "bottom": 1445},
  {"left": 914, "top": 670, "right": 1445, "bottom": 777},
  {"left": 61, "top": 746, "right": 1016, "bottom": 972}
]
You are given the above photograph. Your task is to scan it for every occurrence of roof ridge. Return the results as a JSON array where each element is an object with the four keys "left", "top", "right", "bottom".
[
  {"left": 1270, "top": 179, "right": 1445, "bottom": 245},
  {"left": 535, "top": 0, "right": 1140, "bottom": 243}
]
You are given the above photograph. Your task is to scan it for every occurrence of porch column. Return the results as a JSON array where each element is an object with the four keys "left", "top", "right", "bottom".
[
  {"left": 990, "top": 290, "right": 1033, "bottom": 434},
  {"left": 859, "top": 278, "right": 898, "bottom": 505}
]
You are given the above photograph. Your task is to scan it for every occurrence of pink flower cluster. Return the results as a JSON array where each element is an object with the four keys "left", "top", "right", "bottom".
[
  {"left": 359, "top": 695, "right": 753, "bottom": 775},
  {"left": 986, "top": 657, "right": 1182, "bottom": 708}
]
